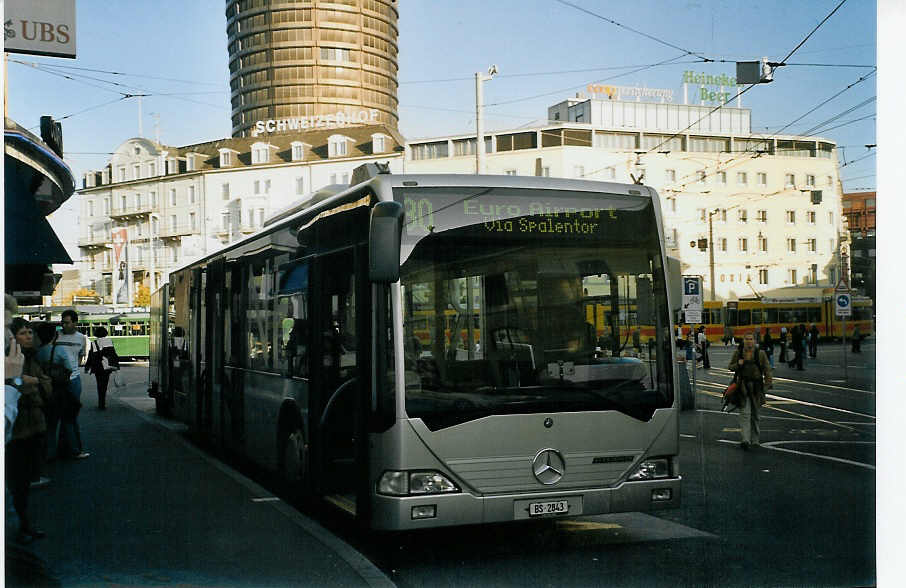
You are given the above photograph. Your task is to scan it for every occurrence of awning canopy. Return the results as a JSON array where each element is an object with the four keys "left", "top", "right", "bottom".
[{"left": 5, "top": 156, "right": 72, "bottom": 265}]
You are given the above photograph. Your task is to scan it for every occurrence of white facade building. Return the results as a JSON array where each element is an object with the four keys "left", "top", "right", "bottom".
[
  {"left": 78, "top": 125, "right": 403, "bottom": 303},
  {"left": 404, "top": 98, "right": 846, "bottom": 302}
]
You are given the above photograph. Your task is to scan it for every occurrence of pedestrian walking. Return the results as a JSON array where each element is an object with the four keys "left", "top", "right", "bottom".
[
  {"left": 85, "top": 326, "right": 120, "bottom": 410},
  {"left": 851, "top": 325, "right": 862, "bottom": 353},
  {"left": 779, "top": 326, "right": 788, "bottom": 363},
  {"left": 754, "top": 327, "right": 761, "bottom": 346},
  {"left": 762, "top": 328, "right": 775, "bottom": 368},
  {"left": 798, "top": 323, "right": 808, "bottom": 368},
  {"left": 55, "top": 309, "right": 90, "bottom": 460},
  {"left": 34, "top": 322, "right": 75, "bottom": 482},
  {"left": 697, "top": 325, "right": 710, "bottom": 369},
  {"left": 728, "top": 332, "right": 772, "bottom": 450},
  {"left": 723, "top": 325, "right": 733, "bottom": 346},
  {"left": 790, "top": 325, "right": 805, "bottom": 370},
  {"left": 809, "top": 324, "right": 819, "bottom": 358},
  {"left": 5, "top": 318, "right": 52, "bottom": 543}
]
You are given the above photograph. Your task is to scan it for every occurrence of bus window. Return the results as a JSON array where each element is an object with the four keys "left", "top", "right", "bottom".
[
  {"left": 779, "top": 309, "right": 793, "bottom": 323},
  {"left": 751, "top": 309, "right": 763, "bottom": 324},
  {"left": 790, "top": 307, "right": 806, "bottom": 323},
  {"left": 807, "top": 307, "right": 821, "bottom": 323},
  {"left": 737, "top": 309, "right": 751, "bottom": 326},
  {"left": 275, "top": 261, "right": 310, "bottom": 377},
  {"left": 710, "top": 308, "right": 723, "bottom": 325},
  {"left": 246, "top": 256, "right": 277, "bottom": 371},
  {"left": 726, "top": 308, "right": 738, "bottom": 326},
  {"left": 766, "top": 308, "right": 778, "bottom": 323}
]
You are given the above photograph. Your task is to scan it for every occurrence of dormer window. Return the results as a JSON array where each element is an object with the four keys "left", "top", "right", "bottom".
[
  {"left": 167, "top": 158, "right": 177, "bottom": 174},
  {"left": 372, "top": 133, "right": 389, "bottom": 153},
  {"left": 186, "top": 155, "right": 196, "bottom": 172},
  {"left": 251, "top": 142, "right": 271, "bottom": 164},
  {"left": 219, "top": 148, "right": 238, "bottom": 168},
  {"left": 328, "top": 134, "right": 352, "bottom": 158},
  {"left": 291, "top": 141, "right": 306, "bottom": 161},
  {"left": 134, "top": 145, "right": 141, "bottom": 155}
]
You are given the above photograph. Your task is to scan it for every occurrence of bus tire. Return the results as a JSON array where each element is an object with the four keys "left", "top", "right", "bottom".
[{"left": 155, "top": 396, "right": 171, "bottom": 417}]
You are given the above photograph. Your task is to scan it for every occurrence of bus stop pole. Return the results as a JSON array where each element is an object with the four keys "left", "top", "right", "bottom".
[
  {"left": 690, "top": 329, "right": 697, "bottom": 405},
  {"left": 842, "top": 314, "right": 848, "bottom": 382}
]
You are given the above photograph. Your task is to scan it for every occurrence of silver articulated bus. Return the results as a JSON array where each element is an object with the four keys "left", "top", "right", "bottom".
[{"left": 149, "top": 164, "right": 682, "bottom": 530}]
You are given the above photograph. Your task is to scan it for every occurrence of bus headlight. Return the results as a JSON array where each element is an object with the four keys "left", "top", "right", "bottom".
[
  {"left": 409, "top": 471, "right": 458, "bottom": 495},
  {"left": 377, "top": 470, "right": 459, "bottom": 496},
  {"left": 627, "top": 458, "right": 670, "bottom": 481}
]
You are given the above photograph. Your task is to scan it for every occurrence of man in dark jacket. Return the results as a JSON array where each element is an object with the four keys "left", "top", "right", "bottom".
[
  {"left": 808, "top": 324, "right": 820, "bottom": 358},
  {"left": 790, "top": 325, "right": 804, "bottom": 370}
]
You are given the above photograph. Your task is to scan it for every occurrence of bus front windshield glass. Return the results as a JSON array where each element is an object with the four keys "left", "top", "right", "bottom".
[{"left": 396, "top": 187, "right": 673, "bottom": 431}]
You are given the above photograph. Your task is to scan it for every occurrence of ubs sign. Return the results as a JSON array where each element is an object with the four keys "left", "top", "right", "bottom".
[
  {"left": 4, "top": 0, "right": 76, "bottom": 59},
  {"left": 254, "top": 109, "right": 379, "bottom": 136}
]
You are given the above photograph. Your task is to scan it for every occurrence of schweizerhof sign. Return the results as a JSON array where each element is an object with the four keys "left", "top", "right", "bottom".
[
  {"left": 253, "top": 109, "right": 379, "bottom": 136},
  {"left": 586, "top": 84, "right": 673, "bottom": 103}
]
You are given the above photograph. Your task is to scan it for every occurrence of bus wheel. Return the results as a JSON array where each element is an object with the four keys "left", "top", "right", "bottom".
[
  {"left": 281, "top": 426, "right": 308, "bottom": 493},
  {"left": 154, "top": 396, "right": 171, "bottom": 417}
]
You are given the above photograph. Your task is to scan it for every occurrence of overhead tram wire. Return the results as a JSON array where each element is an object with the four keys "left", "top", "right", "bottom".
[
  {"left": 581, "top": 0, "right": 855, "bottom": 182},
  {"left": 26, "top": 97, "right": 130, "bottom": 131},
  {"left": 18, "top": 59, "right": 223, "bottom": 86},
  {"left": 552, "top": 0, "right": 712, "bottom": 62},
  {"left": 839, "top": 151, "right": 876, "bottom": 169}
]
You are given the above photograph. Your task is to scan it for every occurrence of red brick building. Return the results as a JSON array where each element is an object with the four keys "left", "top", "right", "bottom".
[{"left": 842, "top": 191, "right": 876, "bottom": 237}]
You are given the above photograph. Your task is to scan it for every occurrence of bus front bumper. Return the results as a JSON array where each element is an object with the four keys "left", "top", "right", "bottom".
[{"left": 370, "top": 476, "right": 681, "bottom": 530}]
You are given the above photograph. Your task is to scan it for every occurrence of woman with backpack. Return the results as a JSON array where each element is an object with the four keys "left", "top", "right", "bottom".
[
  {"left": 728, "top": 332, "right": 773, "bottom": 450},
  {"left": 85, "top": 327, "right": 120, "bottom": 411}
]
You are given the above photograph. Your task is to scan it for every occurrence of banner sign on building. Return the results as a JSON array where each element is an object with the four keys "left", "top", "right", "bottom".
[
  {"left": 112, "top": 228, "right": 131, "bottom": 305},
  {"left": 253, "top": 109, "right": 379, "bottom": 136},
  {"left": 586, "top": 84, "right": 674, "bottom": 103},
  {"left": 681, "top": 71, "right": 741, "bottom": 104},
  {"left": 4, "top": 0, "right": 76, "bottom": 59}
]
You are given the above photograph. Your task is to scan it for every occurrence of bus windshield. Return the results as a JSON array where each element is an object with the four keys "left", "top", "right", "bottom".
[{"left": 396, "top": 186, "right": 673, "bottom": 430}]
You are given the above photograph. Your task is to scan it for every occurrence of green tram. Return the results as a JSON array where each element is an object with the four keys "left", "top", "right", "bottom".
[{"left": 75, "top": 312, "right": 151, "bottom": 359}]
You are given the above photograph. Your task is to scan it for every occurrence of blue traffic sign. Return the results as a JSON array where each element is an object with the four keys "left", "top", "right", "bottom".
[
  {"left": 836, "top": 294, "right": 850, "bottom": 307},
  {"left": 683, "top": 277, "right": 700, "bottom": 296}
]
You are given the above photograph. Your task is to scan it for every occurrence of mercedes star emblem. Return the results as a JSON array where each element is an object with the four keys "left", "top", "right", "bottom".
[{"left": 532, "top": 448, "right": 566, "bottom": 485}]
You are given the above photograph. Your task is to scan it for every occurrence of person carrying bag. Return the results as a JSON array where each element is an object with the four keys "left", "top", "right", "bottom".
[
  {"left": 85, "top": 327, "right": 120, "bottom": 411},
  {"left": 728, "top": 332, "right": 772, "bottom": 450}
]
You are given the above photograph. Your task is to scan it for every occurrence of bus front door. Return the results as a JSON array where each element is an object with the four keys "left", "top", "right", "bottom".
[{"left": 311, "top": 247, "right": 367, "bottom": 517}]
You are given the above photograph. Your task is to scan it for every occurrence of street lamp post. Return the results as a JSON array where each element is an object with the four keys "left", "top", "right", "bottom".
[
  {"left": 708, "top": 209, "right": 718, "bottom": 301},
  {"left": 475, "top": 65, "right": 497, "bottom": 174}
]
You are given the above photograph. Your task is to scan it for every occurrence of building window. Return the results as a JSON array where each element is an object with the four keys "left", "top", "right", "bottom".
[
  {"left": 170, "top": 214, "right": 177, "bottom": 231},
  {"left": 787, "top": 238, "right": 797, "bottom": 253},
  {"left": 265, "top": 179, "right": 271, "bottom": 194},
  {"left": 667, "top": 197, "right": 676, "bottom": 213},
  {"left": 296, "top": 177, "right": 304, "bottom": 195},
  {"left": 167, "top": 158, "right": 177, "bottom": 174},
  {"left": 807, "top": 238, "right": 817, "bottom": 252},
  {"left": 806, "top": 174, "right": 815, "bottom": 187},
  {"left": 133, "top": 164, "right": 141, "bottom": 179},
  {"left": 758, "top": 235, "right": 767, "bottom": 252},
  {"left": 136, "top": 222, "right": 143, "bottom": 237},
  {"left": 258, "top": 208, "right": 265, "bottom": 226},
  {"left": 738, "top": 238, "right": 748, "bottom": 252},
  {"left": 697, "top": 208, "right": 706, "bottom": 223},
  {"left": 786, "top": 210, "right": 796, "bottom": 224},
  {"left": 697, "top": 170, "right": 706, "bottom": 183},
  {"left": 190, "top": 212, "right": 197, "bottom": 231},
  {"left": 828, "top": 211, "right": 834, "bottom": 224},
  {"left": 504, "top": 169, "right": 517, "bottom": 176},
  {"left": 759, "top": 269, "right": 768, "bottom": 285},
  {"left": 541, "top": 166, "right": 551, "bottom": 177},
  {"left": 716, "top": 171, "right": 726, "bottom": 185},
  {"left": 120, "top": 194, "right": 127, "bottom": 210},
  {"left": 737, "top": 209, "right": 747, "bottom": 223},
  {"left": 784, "top": 173, "right": 795, "bottom": 188},
  {"left": 666, "top": 169, "right": 676, "bottom": 182},
  {"left": 221, "top": 212, "right": 230, "bottom": 230},
  {"left": 148, "top": 162, "right": 156, "bottom": 176},
  {"left": 373, "top": 134, "right": 386, "bottom": 153},
  {"left": 719, "top": 238, "right": 727, "bottom": 252},
  {"left": 222, "top": 183, "right": 230, "bottom": 200},
  {"left": 134, "top": 146, "right": 141, "bottom": 155},
  {"left": 186, "top": 156, "right": 195, "bottom": 172},
  {"left": 807, "top": 211, "right": 816, "bottom": 224},
  {"left": 254, "top": 180, "right": 261, "bottom": 195},
  {"left": 169, "top": 189, "right": 177, "bottom": 206},
  {"left": 788, "top": 268, "right": 797, "bottom": 284},
  {"left": 220, "top": 151, "right": 232, "bottom": 167},
  {"left": 829, "top": 238, "right": 835, "bottom": 254},
  {"left": 573, "top": 165, "right": 585, "bottom": 178},
  {"left": 251, "top": 142, "right": 270, "bottom": 164},
  {"left": 136, "top": 193, "right": 143, "bottom": 208},
  {"left": 118, "top": 167, "right": 126, "bottom": 182},
  {"left": 756, "top": 210, "right": 767, "bottom": 223},
  {"left": 292, "top": 143, "right": 304, "bottom": 161},
  {"left": 718, "top": 209, "right": 727, "bottom": 222},
  {"left": 171, "top": 246, "right": 178, "bottom": 263},
  {"left": 189, "top": 185, "right": 196, "bottom": 204},
  {"left": 736, "top": 172, "right": 747, "bottom": 185},
  {"left": 808, "top": 264, "right": 818, "bottom": 284},
  {"left": 151, "top": 217, "right": 159, "bottom": 235},
  {"left": 88, "top": 201, "right": 94, "bottom": 217},
  {"left": 757, "top": 172, "right": 767, "bottom": 186},
  {"left": 328, "top": 135, "right": 349, "bottom": 157}
]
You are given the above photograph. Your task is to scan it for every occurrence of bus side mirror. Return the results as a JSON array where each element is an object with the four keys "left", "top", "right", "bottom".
[{"left": 369, "top": 201, "right": 404, "bottom": 283}]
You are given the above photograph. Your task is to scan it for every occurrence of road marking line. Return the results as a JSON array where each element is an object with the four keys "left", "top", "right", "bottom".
[
  {"left": 680, "top": 434, "right": 696, "bottom": 438},
  {"left": 706, "top": 368, "right": 873, "bottom": 394},
  {"left": 762, "top": 404, "right": 858, "bottom": 432},
  {"left": 760, "top": 441, "right": 875, "bottom": 471},
  {"left": 252, "top": 497, "right": 281, "bottom": 503}
]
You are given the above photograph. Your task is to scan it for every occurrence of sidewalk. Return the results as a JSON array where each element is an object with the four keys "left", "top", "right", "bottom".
[{"left": 6, "top": 366, "right": 393, "bottom": 587}]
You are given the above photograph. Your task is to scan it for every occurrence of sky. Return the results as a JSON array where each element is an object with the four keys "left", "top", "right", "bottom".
[{"left": 5, "top": 0, "right": 879, "bottom": 261}]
